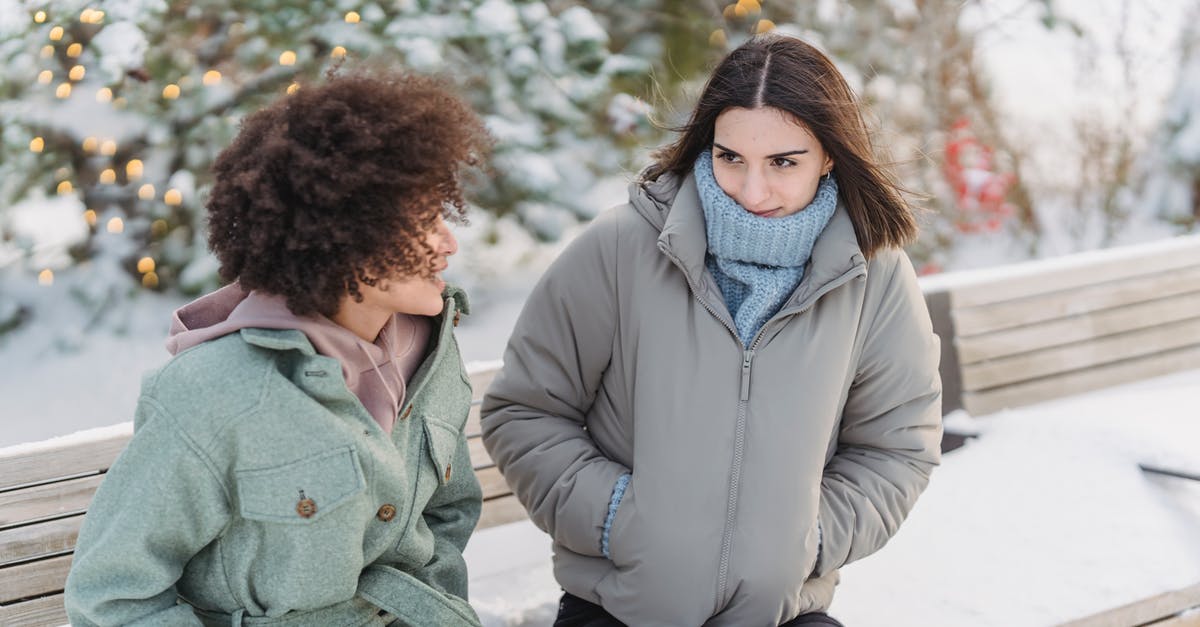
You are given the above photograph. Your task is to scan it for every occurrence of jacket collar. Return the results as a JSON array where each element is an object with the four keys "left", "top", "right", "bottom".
[{"left": 636, "top": 172, "right": 866, "bottom": 302}]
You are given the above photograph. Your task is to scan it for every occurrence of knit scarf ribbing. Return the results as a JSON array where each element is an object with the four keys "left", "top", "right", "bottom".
[{"left": 694, "top": 150, "right": 838, "bottom": 346}]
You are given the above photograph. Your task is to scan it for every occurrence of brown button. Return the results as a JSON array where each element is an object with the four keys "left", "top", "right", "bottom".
[
  {"left": 400, "top": 406, "right": 412, "bottom": 420},
  {"left": 296, "top": 497, "right": 317, "bottom": 519},
  {"left": 452, "top": 311, "right": 461, "bottom": 327},
  {"left": 444, "top": 464, "right": 452, "bottom": 482},
  {"left": 377, "top": 504, "right": 397, "bottom": 522}
]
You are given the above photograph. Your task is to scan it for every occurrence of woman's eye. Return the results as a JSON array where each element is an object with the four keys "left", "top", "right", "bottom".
[
  {"left": 715, "top": 151, "right": 739, "bottom": 163},
  {"left": 772, "top": 157, "right": 796, "bottom": 168}
]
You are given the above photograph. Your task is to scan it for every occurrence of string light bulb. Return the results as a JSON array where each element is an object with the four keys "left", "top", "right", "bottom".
[
  {"left": 709, "top": 29, "right": 727, "bottom": 47},
  {"left": 344, "top": 11, "right": 360, "bottom": 23},
  {"left": 39, "top": 269, "right": 54, "bottom": 286},
  {"left": 286, "top": 82, "right": 300, "bottom": 95},
  {"left": 34, "top": 11, "right": 47, "bottom": 23},
  {"left": 137, "top": 257, "right": 156, "bottom": 273},
  {"left": 331, "top": 46, "right": 347, "bottom": 59},
  {"left": 278, "top": 50, "right": 296, "bottom": 66},
  {"left": 57, "top": 180, "right": 73, "bottom": 194},
  {"left": 100, "top": 139, "right": 117, "bottom": 155},
  {"left": 106, "top": 217, "right": 123, "bottom": 233},
  {"left": 164, "top": 189, "right": 183, "bottom": 205},
  {"left": 29, "top": 137, "right": 44, "bottom": 152},
  {"left": 736, "top": 0, "right": 762, "bottom": 13},
  {"left": 82, "top": 137, "right": 97, "bottom": 152},
  {"left": 55, "top": 82, "right": 72, "bottom": 98},
  {"left": 40, "top": 45, "right": 53, "bottom": 58},
  {"left": 99, "top": 168, "right": 116, "bottom": 184},
  {"left": 162, "top": 84, "right": 180, "bottom": 99},
  {"left": 202, "top": 70, "right": 221, "bottom": 85},
  {"left": 69, "top": 65, "right": 85, "bottom": 80},
  {"left": 84, "top": 209, "right": 97, "bottom": 225},
  {"left": 49, "top": 26, "right": 63, "bottom": 41},
  {"left": 754, "top": 19, "right": 775, "bottom": 33},
  {"left": 80, "top": 8, "right": 95, "bottom": 22},
  {"left": 125, "top": 159, "right": 143, "bottom": 179},
  {"left": 138, "top": 183, "right": 155, "bottom": 200},
  {"left": 37, "top": 70, "right": 53, "bottom": 84},
  {"left": 142, "top": 271, "right": 159, "bottom": 288},
  {"left": 96, "top": 87, "right": 112, "bottom": 103},
  {"left": 66, "top": 43, "right": 82, "bottom": 57}
]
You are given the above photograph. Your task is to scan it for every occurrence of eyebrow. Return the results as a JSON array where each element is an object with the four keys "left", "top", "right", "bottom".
[{"left": 713, "top": 142, "right": 809, "bottom": 159}]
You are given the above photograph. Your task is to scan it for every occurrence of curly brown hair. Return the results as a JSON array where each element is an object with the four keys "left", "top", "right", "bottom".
[{"left": 206, "top": 70, "right": 491, "bottom": 317}]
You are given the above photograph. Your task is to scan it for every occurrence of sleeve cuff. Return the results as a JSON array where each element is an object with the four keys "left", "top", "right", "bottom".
[{"left": 600, "top": 473, "right": 631, "bottom": 559}]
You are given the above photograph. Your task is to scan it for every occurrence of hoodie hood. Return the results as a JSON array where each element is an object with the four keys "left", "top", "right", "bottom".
[{"left": 166, "top": 284, "right": 428, "bottom": 433}]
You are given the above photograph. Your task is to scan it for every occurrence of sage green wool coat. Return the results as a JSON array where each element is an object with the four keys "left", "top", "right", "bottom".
[{"left": 65, "top": 290, "right": 482, "bottom": 627}]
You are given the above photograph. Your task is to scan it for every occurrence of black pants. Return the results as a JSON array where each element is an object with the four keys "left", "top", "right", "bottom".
[{"left": 554, "top": 592, "right": 845, "bottom": 627}]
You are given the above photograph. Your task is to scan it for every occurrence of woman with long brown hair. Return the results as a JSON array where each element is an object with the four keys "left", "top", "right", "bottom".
[{"left": 482, "top": 34, "right": 942, "bottom": 626}]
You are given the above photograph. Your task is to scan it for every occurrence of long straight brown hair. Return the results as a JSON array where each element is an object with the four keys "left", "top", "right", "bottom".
[{"left": 644, "top": 35, "right": 917, "bottom": 257}]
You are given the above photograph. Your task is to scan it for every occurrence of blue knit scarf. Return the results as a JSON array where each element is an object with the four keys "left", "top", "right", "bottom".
[{"left": 694, "top": 151, "right": 838, "bottom": 346}]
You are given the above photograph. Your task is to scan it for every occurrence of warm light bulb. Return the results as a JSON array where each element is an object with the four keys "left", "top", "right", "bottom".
[
  {"left": 55, "top": 82, "right": 72, "bottom": 98},
  {"left": 125, "top": 159, "right": 143, "bottom": 179},
  {"left": 49, "top": 26, "right": 63, "bottom": 41},
  {"left": 737, "top": 0, "right": 761, "bottom": 13},
  {"left": 286, "top": 82, "right": 300, "bottom": 95},
  {"left": 344, "top": 11, "right": 360, "bottom": 23},
  {"left": 137, "top": 257, "right": 156, "bottom": 273},
  {"left": 99, "top": 168, "right": 116, "bottom": 184},
  {"left": 29, "top": 137, "right": 44, "bottom": 153},
  {"left": 164, "top": 189, "right": 183, "bottom": 205},
  {"left": 80, "top": 9, "right": 94, "bottom": 23},
  {"left": 96, "top": 87, "right": 112, "bottom": 103},
  {"left": 40, "top": 45, "right": 53, "bottom": 58},
  {"left": 754, "top": 19, "right": 775, "bottom": 33},
  {"left": 38, "top": 269, "right": 54, "bottom": 286},
  {"left": 138, "top": 183, "right": 155, "bottom": 200},
  {"left": 66, "top": 43, "right": 82, "bottom": 57},
  {"left": 89, "top": 10, "right": 104, "bottom": 23},
  {"left": 142, "top": 271, "right": 159, "bottom": 288},
  {"left": 278, "top": 50, "right": 296, "bottom": 66},
  {"left": 84, "top": 209, "right": 97, "bottom": 225},
  {"left": 34, "top": 11, "right": 47, "bottom": 23},
  {"left": 37, "top": 70, "right": 53, "bottom": 84},
  {"left": 202, "top": 70, "right": 221, "bottom": 86},
  {"left": 69, "top": 65, "right": 85, "bottom": 80},
  {"left": 331, "top": 46, "right": 347, "bottom": 59},
  {"left": 100, "top": 139, "right": 117, "bottom": 155},
  {"left": 106, "top": 217, "right": 124, "bottom": 233},
  {"left": 57, "top": 180, "right": 74, "bottom": 194},
  {"left": 162, "top": 84, "right": 180, "bottom": 99},
  {"left": 709, "top": 29, "right": 727, "bottom": 47},
  {"left": 82, "top": 137, "right": 97, "bottom": 152}
]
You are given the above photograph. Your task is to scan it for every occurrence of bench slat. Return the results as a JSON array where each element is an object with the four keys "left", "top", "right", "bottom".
[
  {"left": 961, "top": 316, "right": 1200, "bottom": 392},
  {"left": 962, "top": 344, "right": 1200, "bottom": 416},
  {"left": 952, "top": 264, "right": 1200, "bottom": 336},
  {"left": 467, "top": 435, "right": 492, "bottom": 470},
  {"left": 0, "top": 553, "right": 72, "bottom": 604},
  {"left": 476, "top": 494, "right": 528, "bottom": 530},
  {"left": 0, "top": 433, "right": 130, "bottom": 493},
  {"left": 0, "top": 475, "right": 104, "bottom": 530},
  {"left": 475, "top": 466, "right": 513, "bottom": 502},
  {"left": 947, "top": 236, "right": 1200, "bottom": 309},
  {"left": 1058, "top": 582, "right": 1200, "bottom": 627},
  {"left": 956, "top": 290, "right": 1200, "bottom": 365},
  {"left": 0, "top": 592, "right": 67, "bottom": 627},
  {"left": 0, "top": 515, "right": 83, "bottom": 567}
]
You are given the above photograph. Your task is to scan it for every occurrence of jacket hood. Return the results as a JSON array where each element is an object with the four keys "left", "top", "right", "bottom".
[
  {"left": 165, "top": 284, "right": 428, "bottom": 432},
  {"left": 628, "top": 170, "right": 868, "bottom": 308}
]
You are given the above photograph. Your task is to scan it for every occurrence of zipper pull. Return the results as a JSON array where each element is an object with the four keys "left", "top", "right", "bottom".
[{"left": 740, "top": 350, "right": 755, "bottom": 401}]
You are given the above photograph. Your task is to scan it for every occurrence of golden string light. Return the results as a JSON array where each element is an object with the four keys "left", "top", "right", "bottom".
[
  {"left": 331, "top": 46, "right": 347, "bottom": 59},
  {"left": 162, "top": 84, "right": 180, "bottom": 99},
  {"left": 99, "top": 168, "right": 116, "bottom": 184},
  {"left": 40, "top": 45, "right": 54, "bottom": 58},
  {"left": 96, "top": 87, "right": 112, "bottom": 103},
  {"left": 709, "top": 29, "right": 727, "bottom": 47},
  {"left": 38, "top": 269, "right": 54, "bottom": 286},
  {"left": 83, "top": 209, "right": 97, "bottom": 226},
  {"left": 125, "top": 159, "right": 143, "bottom": 179},
  {"left": 29, "top": 137, "right": 44, "bottom": 152},
  {"left": 57, "top": 180, "right": 73, "bottom": 194},
  {"left": 279, "top": 50, "right": 297, "bottom": 66},
  {"left": 106, "top": 217, "right": 124, "bottom": 233},
  {"left": 55, "top": 82, "right": 72, "bottom": 98},
  {"left": 287, "top": 82, "right": 300, "bottom": 95},
  {"left": 69, "top": 65, "right": 85, "bottom": 80},
  {"left": 344, "top": 11, "right": 360, "bottom": 23},
  {"left": 66, "top": 43, "right": 82, "bottom": 57},
  {"left": 37, "top": 70, "right": 53, "bottom": 84},
  {"left": 82, "top": 137, "right": 98, "bottom": 152},
  {"left": 755, "top": 19, "right": 775, "bottom": 33},
  {"left": 202, "top": 70, "right": 221, "bottom": 86},
  {"left": 164, "top": 189, "right": 183, "bottom": 205},
  {"left": 142, "top": 272, "right": 159, "bottom": 288},
  {"left": 34, "top": 11, "right": 47, "bottom": 23},
  {"left": 136, "top": 257, "right": 155, "bottom": 273},
  {"left": 49, "top": 26, "right": 63, "bottom": 41},
  {"left": 100, "top": 139, "right": 117, "bottom": 156},
  {"left": 138, "top": 183, "right": 155, "bottom": 200}
]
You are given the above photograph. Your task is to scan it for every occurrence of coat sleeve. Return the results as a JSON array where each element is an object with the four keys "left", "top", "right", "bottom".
[
  {"left": 480, "top": 209, "right": 630, "bottom": 558},
  {"left": 813, "top": 252, "right": 943, "bottom": 578},
  {"left": 64, "top": 398, "right": 229, "bottom": 627},
  {"left": 416, "top": 429, "right": 483, "bottom": 602}
]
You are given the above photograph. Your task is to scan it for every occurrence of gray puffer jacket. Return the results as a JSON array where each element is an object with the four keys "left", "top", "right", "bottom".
[{"left": 481, "top": 172, "right": 942, "bottom": 626}]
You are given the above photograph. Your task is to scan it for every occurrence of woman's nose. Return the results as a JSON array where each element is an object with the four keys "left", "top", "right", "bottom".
[
  {"left": 438, "top": 219, "right": 458, "bottom": 256},
  {"left": 740, "top": 169, "right": 770, "bottom": 208}
]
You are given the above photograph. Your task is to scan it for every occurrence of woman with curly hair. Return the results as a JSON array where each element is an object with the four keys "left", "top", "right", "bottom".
[
  {"left": 482, "top": 35, "right": 942, "bottom": 626},
  {"left": 65, "top": 70, "right": 491, "bottom": 627}
]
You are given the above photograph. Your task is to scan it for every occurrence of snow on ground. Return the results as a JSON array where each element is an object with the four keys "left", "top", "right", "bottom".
[{"left": 465, "top": 368, "right": 1200, "bottom": 627}]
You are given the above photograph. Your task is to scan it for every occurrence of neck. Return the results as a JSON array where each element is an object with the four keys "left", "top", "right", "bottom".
[{"left": 331, "top": 297, "right": 390, "bottom": 342}]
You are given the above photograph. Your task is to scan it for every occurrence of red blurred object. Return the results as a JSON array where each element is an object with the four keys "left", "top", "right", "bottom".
[{"left": 944, "top": 118, "right": 1017, "bottom": 233}]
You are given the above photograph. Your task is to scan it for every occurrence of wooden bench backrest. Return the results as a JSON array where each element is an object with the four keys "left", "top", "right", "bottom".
[
  {"left": 0, "top": 367, "right": 511, "bottom": 626},
  {"left": 922, "top": 235, "right": 1200, "bottom": 416}
]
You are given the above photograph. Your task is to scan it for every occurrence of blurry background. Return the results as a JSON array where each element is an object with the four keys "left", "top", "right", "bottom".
[{"left": 1, "top": 0, "right": 1198, "bottom": 443}]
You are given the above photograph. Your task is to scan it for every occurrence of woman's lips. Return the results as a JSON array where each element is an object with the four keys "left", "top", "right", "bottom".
[{"left": 748, "top": 208, "right": 782, "bottom": 218}]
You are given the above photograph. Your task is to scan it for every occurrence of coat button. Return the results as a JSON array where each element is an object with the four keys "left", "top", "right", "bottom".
[
  {"left": 452, "top": 311, "right": 461, "bottom": 327},
  {"left": 444, "top": 464, "right": 452, "bottom": 482},
  {"left": 377, "top": 504, "right": 397, "bottom": 522},
  {"left": 296, "top": 497, "right": 317, "bottom": 519},
  {"left": 400, "top": 406, "right": 412, "bottom": 420}
]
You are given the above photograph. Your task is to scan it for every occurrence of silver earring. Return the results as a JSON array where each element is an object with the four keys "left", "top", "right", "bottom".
[{"left": 822, "top": 171, "right": 832, "bottom": 182}]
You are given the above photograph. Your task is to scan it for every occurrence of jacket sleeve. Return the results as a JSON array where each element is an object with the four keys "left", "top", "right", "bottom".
[
  {"left": 415, "top": 430, "right": 483, "bottom": 602},
  {"left": 64, "top": 398, "right": 229, "bottom": 627},
  {"left": 813, "top": 252, "right": 943, "bottom": 578},
  {"left": 480, "top": 210, "right": 630, "bottom": 558}
]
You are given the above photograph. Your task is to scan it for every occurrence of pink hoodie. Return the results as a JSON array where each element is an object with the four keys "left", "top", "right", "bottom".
[{"left": 165, "top": 284, "right": 430, "bottom": 433}]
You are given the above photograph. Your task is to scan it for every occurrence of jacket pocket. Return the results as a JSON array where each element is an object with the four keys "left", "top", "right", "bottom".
[
  {"left": 236, "top": 446, "right": 366, "bottom": 524},
  {"left": 423, "top": 419, "right": 462, "bottom": 488},
  {"left": 604, "top": 479, "right": 639, "bottom": 568}
]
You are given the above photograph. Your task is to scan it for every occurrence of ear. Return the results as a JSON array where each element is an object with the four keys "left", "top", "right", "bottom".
[{"left": 823, "top": 156, "right": 835, "bottom": 175}]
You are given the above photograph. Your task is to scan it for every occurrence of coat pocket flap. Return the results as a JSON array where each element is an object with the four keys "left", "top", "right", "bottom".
[
  {"left": 236, "top": 446, "right": 366, "bottom": 523},
  {"left": 423, "top": 419, "right": 461, "bottom": 488}
]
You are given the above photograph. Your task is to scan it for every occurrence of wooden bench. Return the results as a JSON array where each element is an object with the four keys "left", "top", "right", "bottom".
[
  {"left": 0, "top": 367, "right": 509, "bottom": 627},
  {"left": 1058, "top": 583, "right": 1200, "bottom": 627},
  {"left": 921, "top": 234, "right": 1200, "bottom": 417}
]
